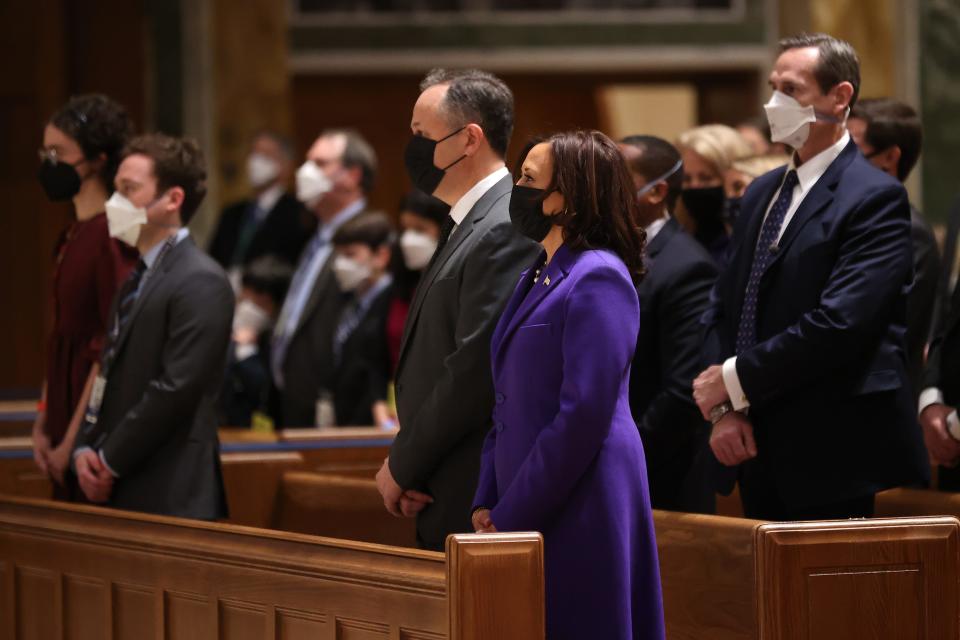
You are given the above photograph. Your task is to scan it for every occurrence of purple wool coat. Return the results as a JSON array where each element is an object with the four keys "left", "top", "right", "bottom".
[{"left": 473, "top": 244, "right": 666, "bottom": 640}]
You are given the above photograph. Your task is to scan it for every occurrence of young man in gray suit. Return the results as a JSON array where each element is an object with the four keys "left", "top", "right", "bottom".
[
  {"left": 73, "top": 133, "right": 234, "bottom": 520},
  {"left": 376, "top": 69, "right": 539, "bottom": 550}
]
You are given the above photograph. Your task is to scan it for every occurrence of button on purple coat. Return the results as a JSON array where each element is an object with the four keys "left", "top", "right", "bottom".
[{"left": 473, "top": 244, "right": 666, "bottom": 640}]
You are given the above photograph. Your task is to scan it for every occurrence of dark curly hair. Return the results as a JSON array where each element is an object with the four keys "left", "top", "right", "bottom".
[
  {"left": 521, "top": 130, "right": 647, "bottom": 282},
  {"left": 49, "top": 94, "right": 134, "bottom": 192}
]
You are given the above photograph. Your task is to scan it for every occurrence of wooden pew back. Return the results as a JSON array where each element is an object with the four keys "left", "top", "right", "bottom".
[
  {"left": 272, "top": 471, "right": 417, "bottom": 547},
  {"left": 755, "top": 516, "right": 960, "bottom": 639},
  {"left": 875, "top": 486, "right": 960, "bottom": 519},
  {"left": 0, "top": 496, "right": 544, "bottom": 640}
]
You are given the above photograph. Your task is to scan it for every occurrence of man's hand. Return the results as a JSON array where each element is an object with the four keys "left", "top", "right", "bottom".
[
  {"left": 709, "top": 411, "right": 758, "bottom": 467},
  {"left": 693, "top": 365, "right": 730, "bottom": 420},
  {"left": 400, "top": 490, "right": 433, "bottom": 517},
  {"left": 75, "top": 450, "right": 113, "bottom": 503},
  {"left": 375, "top": 457, "right": 404, "bottom": 517},
  {"left": 920, "top": 403, "right": 960, "bottom": 467},
  {"left": 472, "top": 508, "right": 497, "bottom": 533}
]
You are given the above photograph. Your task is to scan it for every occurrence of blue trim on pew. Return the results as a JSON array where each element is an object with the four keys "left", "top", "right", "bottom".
[
  {"left": 0, "top": 412, "right": 36, "bottom": 422},
  {"left": 0, "top": 437, "right": 394, "bottom": 460}
]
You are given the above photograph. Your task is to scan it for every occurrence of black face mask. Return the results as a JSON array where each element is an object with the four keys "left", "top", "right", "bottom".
[
  {"left": 681, "top": 185, "right": 726, "bottom": 241},
  {"left": 722, "top": 196, "right": 742, "bottom": 227},
  {"left": 509, "top": 185, "right": 555, "bottom": 243},
  {"left": 38, "top": 160, "right": 83, "bottom": 202},
  {"left": 403, "top": 127, "right": 467, "bottom": 195}
]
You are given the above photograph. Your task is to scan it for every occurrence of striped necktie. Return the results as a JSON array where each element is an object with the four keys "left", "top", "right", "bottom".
[{"left": 102, "top": 259, "right": 147, "bottom": 370}]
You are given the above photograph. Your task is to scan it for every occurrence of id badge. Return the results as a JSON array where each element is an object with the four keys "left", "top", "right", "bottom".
[{"left": 86, "top": 374, "right": 108, "bottom": 424}]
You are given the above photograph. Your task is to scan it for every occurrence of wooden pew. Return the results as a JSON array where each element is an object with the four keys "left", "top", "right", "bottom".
[
  {"left": 876, "top": 486, "right": 960, "bottom": 519},
  {"left": 272, "top": 471, "right": 417, "bottom": 547},
  {"left": 755, "top": 516, "right": 960, "bottom": 639},
  {"left": 0, "top": 495, "right": 545, "bottom": 639}
]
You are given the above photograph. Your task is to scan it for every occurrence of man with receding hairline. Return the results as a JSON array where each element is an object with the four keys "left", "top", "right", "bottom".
[{"left": 375, "top": 69, "right": 538, "bottom": 550}]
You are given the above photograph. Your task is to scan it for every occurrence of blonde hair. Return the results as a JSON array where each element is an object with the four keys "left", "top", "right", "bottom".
[
  {"left": 731, "top": 154, "right": 791, "bottom": 179},
  {"left": 676, "top": 124, "right": 753, "bottom": 176}
]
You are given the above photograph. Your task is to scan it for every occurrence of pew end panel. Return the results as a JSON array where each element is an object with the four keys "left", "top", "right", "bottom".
[
  {"left": 446, "top": 533, "right": 545, "bottom": 640},
  {"left": 755, "top": 516, "right": 960, "bottom": 640}
]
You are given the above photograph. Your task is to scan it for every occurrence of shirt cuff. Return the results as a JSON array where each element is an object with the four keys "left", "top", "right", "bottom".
[
  {"left": 918, "top": 387, "right": 945, "bottom": 416},
  {"left": 235, "top": 342, "right": 259, "bottom": 361},
  {"left": 72, "top": 446, "right": 93, "bottom": 460},
  {"left": 722, "top": 356, "right": 750, "bottom": 411},
  {"left": 99, "top": 450, "right": 119, "bottom": 478}
]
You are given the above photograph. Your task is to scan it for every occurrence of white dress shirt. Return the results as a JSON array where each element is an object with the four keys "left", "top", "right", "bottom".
[
  {"left": 722, "top": 132, "right": 851, "bottom": 410},
  {"left": 448, "top": 166, "right": 510, "bottom": 234},
  {"left": 645, "top": 213, "right": 670, "bottom": 242}
]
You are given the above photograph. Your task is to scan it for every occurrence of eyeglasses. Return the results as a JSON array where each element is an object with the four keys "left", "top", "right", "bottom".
[{"left": 37, "top": 147, "right": 86, "bottom": 166}]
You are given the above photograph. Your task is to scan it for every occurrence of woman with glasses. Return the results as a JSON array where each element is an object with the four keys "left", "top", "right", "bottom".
[{"left": 33, "top": 94, "right": 137, "bottom": 495}]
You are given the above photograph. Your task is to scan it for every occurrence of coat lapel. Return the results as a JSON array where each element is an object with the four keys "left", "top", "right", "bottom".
[
  {"left": 112, "top": 236, "right": 191, "bottom": 357},
  {"left": 760, "top": 141, "right": 858, "bottom": 284},
  {"left": 396, "top": 175, "right": 513, "bottom": 374},
  {"left": 492, "top": 244, "right": 574, "bottom": 370}
]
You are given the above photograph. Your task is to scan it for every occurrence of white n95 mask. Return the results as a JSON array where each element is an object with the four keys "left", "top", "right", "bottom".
[
  {"left": 764, "top": 91, "right": 818, "bottom": 149},
  {"left": 233, "top": 298, "right": 272, "bottom": 334},
  {"left": 332, "top": 255, "right": 372, "bottom": 292},
  {"left": 247, "top": 152, "right": 280, "bottom": 189},
  {"left": 399, "top": 230, "right": 438, "bottom": 271},
  {"left": 296, "top": 160, "right": 333, "bottom": 206},
  {"left": 105, "top": 192, "right": 148, "bottom": 247}
]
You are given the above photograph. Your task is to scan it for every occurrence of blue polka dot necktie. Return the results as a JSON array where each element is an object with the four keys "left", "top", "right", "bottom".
[{"left": 735, "top": 170, "right": 799, "bottom": 355}]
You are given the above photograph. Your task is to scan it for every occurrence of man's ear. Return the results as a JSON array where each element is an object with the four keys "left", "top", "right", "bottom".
[
  {"left": 832, "top": 81, "right": 855, "bottom": 113},
  {"left": 643, "top": 181, "right": 669, "bottom": 207},
  {"left": 375, "top": 244, "right": 392, "bottom": 270},
  {"left": 463, "top": 123, "right": 485, "bottom": 157},
  {"left": 880, "top": 145, "right": 902, "bottom": 177}
]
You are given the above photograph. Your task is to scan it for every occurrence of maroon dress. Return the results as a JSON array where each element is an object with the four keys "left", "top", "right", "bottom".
[{"left": 45, "top": 213, "right": 136, "bottom": 449}]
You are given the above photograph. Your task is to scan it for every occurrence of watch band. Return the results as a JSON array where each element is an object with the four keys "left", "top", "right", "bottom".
[{"left": 709, "top": 401, "right": 734, "bottom": 425}]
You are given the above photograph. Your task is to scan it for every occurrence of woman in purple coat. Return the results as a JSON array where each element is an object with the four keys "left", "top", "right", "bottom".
[{"left": 471, "top": 130, "right": 665, "bottom": 640}]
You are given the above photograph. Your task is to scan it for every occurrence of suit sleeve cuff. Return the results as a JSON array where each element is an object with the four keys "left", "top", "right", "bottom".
[
  {"left": 919, "top": 387, "right": 945, "bottom": 416},
  {"left": 99, "top": 450, "right": 119, "bottom": 478},
  {"left": 723, "top": 356, "right": 750, "bottom": 411}
]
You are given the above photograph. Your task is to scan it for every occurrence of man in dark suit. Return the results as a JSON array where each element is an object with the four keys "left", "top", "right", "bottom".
[
  {"left": 329, "top": 212, "right": 396, "bottom": 427},
  {"left": 848, "top": 98, "right": 939, "bottom": 396},
  {"left": 208, "top": 130, "right": 311, "bottom": 286},
  {"left": 692, "top": 33, "right": 929, "bottom": 520},
  {"left": 619, "top": 135, "right": 718, "bottom": 513},
  {"left": 375, "top": 68, "right": 539, "bottom": 550},
  {"left": 73, "top": 133, "right": 233, "bottom": 520},
  {"left": 270, "top": 129, "right": 377, "bottom": 426}
]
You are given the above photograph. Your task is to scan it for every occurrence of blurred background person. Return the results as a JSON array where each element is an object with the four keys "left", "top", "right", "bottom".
[
  {"left": 207, "top": 130, "right": 311, "bottom": 290},
  {"left": 735, "top": 117, "right": 773, "bottom": 156},
  {"left": 33, "top": 94, "right": 137, "bottom": 495},
  {"left": 722, "top": 153, "right": 791, "bottom": 229},
  {"left": 472, "top": 130, "right": 664, "bottom": 640},
  {"left": 849, "top": 98, "right": 938, "bottom": 398},
  {"left": 675, "top": 124, "right": 752, "bottom": 266},
  {"left": 270, "top": 129, "right": 378, "bottom": 427},
  {"left": 387, "top": 190, "right": 450, "bottom": 372},
  {"left": 219, "top": 256, "right": 293, "bottom": 427},
  {"left": 619, "top": 134, "right": 718, "bottom": 514},
  {"left": 329, "top": 212, "right": 396, "bottom": 427}
]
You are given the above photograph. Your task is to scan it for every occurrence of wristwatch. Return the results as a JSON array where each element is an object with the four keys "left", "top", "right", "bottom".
[{"left": 709, "top": 401, "right": 734, "bottom": 425}]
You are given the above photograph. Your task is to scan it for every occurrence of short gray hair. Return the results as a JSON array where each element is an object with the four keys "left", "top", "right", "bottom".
[
  {"left": 323, "top": 128, "right": 378, "bottom": 194},
  {"left": 420, "top": 68, "right": 514, "bottom": 158},
  {"left": 779, "top": 33, "right": 861, "bottom": 108}
]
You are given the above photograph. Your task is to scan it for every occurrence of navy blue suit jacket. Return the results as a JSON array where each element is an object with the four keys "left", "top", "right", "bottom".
[{"left": 703, "top": 140, "right": 929, "bottom": 507}]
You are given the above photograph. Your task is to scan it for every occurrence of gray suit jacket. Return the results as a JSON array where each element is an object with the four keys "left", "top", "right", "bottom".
[
  {"left": 76, "top": 236, "right": 234, "bottom": 520},
  {"left": 389, "top": 174, "right": 540, "bottom": 550}
]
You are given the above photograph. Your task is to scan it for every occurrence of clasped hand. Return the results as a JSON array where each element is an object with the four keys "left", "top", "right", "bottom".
[
  {"left": 75, "top": 450, "right": 114, "bottom": 503},
  {"left": 375, "top": 457, "right": 434, "bottom": 517}
]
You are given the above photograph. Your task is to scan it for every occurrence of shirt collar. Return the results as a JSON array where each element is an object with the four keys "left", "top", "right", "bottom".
[
  {"left": 449, "top": 166, "right": 510, "bottom": 226},
  {"left": 143, "top": 228, "right": 189, "bottom": 269},
  {"left": 791, "top": 131, "right": 850, "bottom": 194},
  {"left": 645, "top": 213, "right": 670, "bottom": 242},
  {"left": 318, "top": 198, "right": 366, "bottom": 244},
  {"left": 356, "top": 273, "right": 393, "bottom": 309},
  {"left": 255, "top": 184, "right": 285, "bottom": 217}
]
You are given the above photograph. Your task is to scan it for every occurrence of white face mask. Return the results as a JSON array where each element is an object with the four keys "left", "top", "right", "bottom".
[
  {"left": 763, "top": 90, "right": 847, "bottom": 150},
  {"left": 233, "top": 298, "right": 272, "bottom": 334},
  {"left": 247, "top": 152, "right": 280, "bottom": 189},
  {"left": 399, "top": 229, "right": 438, "bottom": 271},
  {"left": 296, "top": 160, "right": 333, "bottom": 206},
  {"left": 332, "top": 254, "right": 373, "bottom": 292},
  {"left": 105, "top": 192, "right": 148, "bottom": 247}
]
